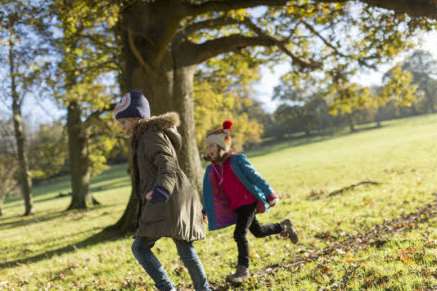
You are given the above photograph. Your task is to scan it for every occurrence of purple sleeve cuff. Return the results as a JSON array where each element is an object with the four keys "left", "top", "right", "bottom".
[{"left": 150, "top": 186, "right": 170, "bottom": 203}]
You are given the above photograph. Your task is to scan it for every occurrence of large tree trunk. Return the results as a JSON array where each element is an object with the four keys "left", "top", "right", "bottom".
[
  {"left": 172, "top": 66, "right": 203, "bottom": 190},
  {"left": 347, "top": 114, "right": 356, "bottom": 132},
  {"left": 375, "top": 108, "right": 383, "bottom": 128},
  {"left": 425, "top": 84, "right": 436, "bottom": 113},
  {"left": 12, "top": 95, "right": 33, "bottom": 216},
  {"left": 112, "top": 2, "right": 203, "bottom": 233},
  {"left": 9, "top": 33, "right": 32, "bottom": 216},
  {"left": 66, "top": 102, "right": 98, "bottom": 210}
]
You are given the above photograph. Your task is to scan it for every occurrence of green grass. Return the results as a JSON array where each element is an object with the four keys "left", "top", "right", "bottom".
[{"left": 1, "top": 114, "right": 437, "bottom": 290}]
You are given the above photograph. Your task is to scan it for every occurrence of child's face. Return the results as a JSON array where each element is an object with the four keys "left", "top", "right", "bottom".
[
  {"left": 207, "top": 144, "right": 223, "bottom": 162},
  {"left": 117, "top": 118, "right": 140, "bottom": 135}
]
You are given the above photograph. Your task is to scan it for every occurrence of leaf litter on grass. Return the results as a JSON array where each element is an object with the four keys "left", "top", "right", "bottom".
[{"left": 209, "top": 193, "right": 437, "bottom": 290}]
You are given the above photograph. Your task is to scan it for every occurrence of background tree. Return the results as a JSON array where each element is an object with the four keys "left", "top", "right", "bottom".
[
  {"left": 49, "top": 0, "right": 119, "bottom": 210},
  {"left": 327, "top": 79, "right": 373, "bottom": 132},
  {"left": 0, "top": 1, "right": 51, "bottom": 215},
  {"left": 402, "top": 50, "right": 437, "bottom": 113},
  {"left": 27, "top": 122, "right": 68, "bottom": 183},
  {"left": 0, "top": 120, "right": 18, "bottom": 217},
  {"left": 378, "top": 65, "right": 418, "bottom": 121},
  {"left": 272, "top": 71, "right": 332, "bottom": 137},
  {"left": 194, "top": 52, "right": 265, "bottom": 152}
]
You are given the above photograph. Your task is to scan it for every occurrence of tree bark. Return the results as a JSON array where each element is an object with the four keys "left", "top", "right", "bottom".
[
  {"left": 375, "top": 108, "right": 383, "bottom": 128},
  {"left": 172, "top": 65, "right": 203, "bottom": 190},
  {"left": 348, "top": 114, "right": 356, "bottom": 132},
  {"left": 319, "top": 0, "right": 437, "bottom": 19},
  {"left": 11, "top": 94, "right": 33, "bottom": 216},
  {"left": 424, "top": 81, "right": 436, "bottom": 113},
  {"left": 66, "top": 102, "right": 98, "bottom": 210},
  {"left": 410, "top": 104, "right": 419, "bottom": 116},
  {"left": 8, "top": 29, "right": 33, "bottom": 216}
]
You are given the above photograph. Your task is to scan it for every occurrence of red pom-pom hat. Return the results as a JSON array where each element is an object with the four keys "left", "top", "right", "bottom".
[{"left": 206, "top": 119, "right": 233, "bottom": 151}]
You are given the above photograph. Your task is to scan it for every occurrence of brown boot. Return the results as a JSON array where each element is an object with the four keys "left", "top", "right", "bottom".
[
  {"left": 281, "top": 219, "right": 299, "bottom": 244},
  {"left": 226, "top": 265, "right": 249, "bottom": 284}
]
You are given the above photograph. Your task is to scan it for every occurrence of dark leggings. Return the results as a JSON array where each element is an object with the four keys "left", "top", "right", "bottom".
[{"left": 233, "top": 203, "right": 283, "bottom": 268}]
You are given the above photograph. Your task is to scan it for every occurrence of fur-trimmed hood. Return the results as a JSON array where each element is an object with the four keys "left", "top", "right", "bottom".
[
  {"left": 134, "top": 112, "right": 182, "bottom": 151},
  {"left": 136, "top": 112, "right": 181, "bottom": 130}
]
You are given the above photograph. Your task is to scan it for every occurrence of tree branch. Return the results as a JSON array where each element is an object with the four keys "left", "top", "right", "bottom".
[
  {"left": 191, "top": 34, "right": 275, "bottom": 65},
  {"left": 300, "top": 20, "right": 348, "bottom": 59},
  {"left": 242, "top": 18, "right": 322, "bottom": 69},
  {"left": 316, "top": 0, "right": 437, "bottom": 19},
  {"left": 175, "top": 16, "right": 241, "bottom": 42},
  {"left": 84, "top": 103, "right": 116, "bottom": 128},
  {"left": 127, "top": 28, "right": 154, "bottom": 74},
  {"left": 184, "top": 17, "right": 322, "bottom": 69},
  {"left": 363, "top": 0, "right": 437, "bottom": 18},
  {"left": 185, "top": 0, "right": 289, "bottom": 16}
]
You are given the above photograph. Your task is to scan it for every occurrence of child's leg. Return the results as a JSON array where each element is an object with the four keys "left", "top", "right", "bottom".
[
  {"left": 249, "top": 216, "right": 283, "bottom": 238},
  {"left": 131, "top": 237, "right": 175, "bottom": 291},
  {"left": 233, "top": 203, "right": 258, "bottom": 268},
  {"left": 173, "top": 239, "right": 210, "bottom": 291}
]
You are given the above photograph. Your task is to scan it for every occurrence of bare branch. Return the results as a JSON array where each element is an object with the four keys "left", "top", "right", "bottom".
[{"left": 185, "top": 0, "right": 289, "bottom": 16}]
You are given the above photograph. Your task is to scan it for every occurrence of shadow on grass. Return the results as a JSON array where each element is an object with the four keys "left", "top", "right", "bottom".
[
  {"left": 3, "top": 181, "right": 130, "bottom": 210},
  {"left": 89, "top": 181, "right": 131, "bottom": 194},
  {"left": 23, "top": 182, "right": 131, "bottom": 206},
  {"left": 4, "top": 165, "right": 128, "bottom": 205},
  {"left": 0, "top": 204, "right": 115, "bottom": 230},
  {"left": 0, "top": 226, "right": 127, "bottom": 270},
  {"left": 3, "top": 179, "right": 71, "bottom": 205},
  {"left": 0, "top": 211, "right": 66, "bottom": 230}
]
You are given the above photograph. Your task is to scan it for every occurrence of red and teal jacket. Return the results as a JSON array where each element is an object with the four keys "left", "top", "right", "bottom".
[{"left": 202, "top": 153, "right": 277, "bottom": 231}]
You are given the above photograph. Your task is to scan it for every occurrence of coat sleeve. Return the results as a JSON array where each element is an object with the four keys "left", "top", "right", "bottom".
[
  {"left": 236, "top": 154, "right": 275, "bottom": 198},
  {"left": 145, "top": 131, "right": 178, "bottom": 196},
  {"left": 202, "top": 167, "right": 211, "bottom": 215}
]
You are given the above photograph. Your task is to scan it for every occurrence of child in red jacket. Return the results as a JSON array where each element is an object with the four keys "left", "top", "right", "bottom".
[{"left": 203, "top": 120, "right": 298, "bottom": 284}]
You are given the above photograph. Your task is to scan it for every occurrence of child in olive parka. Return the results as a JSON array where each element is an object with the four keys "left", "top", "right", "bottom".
[{"left": 114, "top": 90, "right": 210, "bottom": 291}]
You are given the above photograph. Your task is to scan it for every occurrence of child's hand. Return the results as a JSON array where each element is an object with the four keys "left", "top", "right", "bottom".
[
  {"left": 268, "top": 193, "right": 279, "bottom": 207},
  {"left": 202, "top": 210, "right": 208, "bottom": 223},
  {"left": 145, "top": 191, "right": 153, "bottom": 201},
  {"left": 269, "top": 198, "right": 278, "bottom": 207}
]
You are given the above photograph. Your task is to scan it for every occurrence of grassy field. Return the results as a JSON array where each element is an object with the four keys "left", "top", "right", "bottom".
[{"left": 1, "top": 115, "right": 437, "bottom": 290}]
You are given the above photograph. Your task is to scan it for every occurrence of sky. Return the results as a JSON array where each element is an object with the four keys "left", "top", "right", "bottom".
[
  {"left": 7, "top": 29, "right": 437, "bottom": 128},
  {"left": 253, "top": 30, "right": 437, "bottom": 113}
]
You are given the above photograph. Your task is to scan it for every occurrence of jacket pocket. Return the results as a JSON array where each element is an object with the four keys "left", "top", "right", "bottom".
[{"left": 140, "top": 202, "right": 167, "bottom": 225}]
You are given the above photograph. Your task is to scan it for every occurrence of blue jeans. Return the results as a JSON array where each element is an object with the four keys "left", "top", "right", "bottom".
[{"left": 132, "top": 237, "right": 210, "bottom": 291}]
